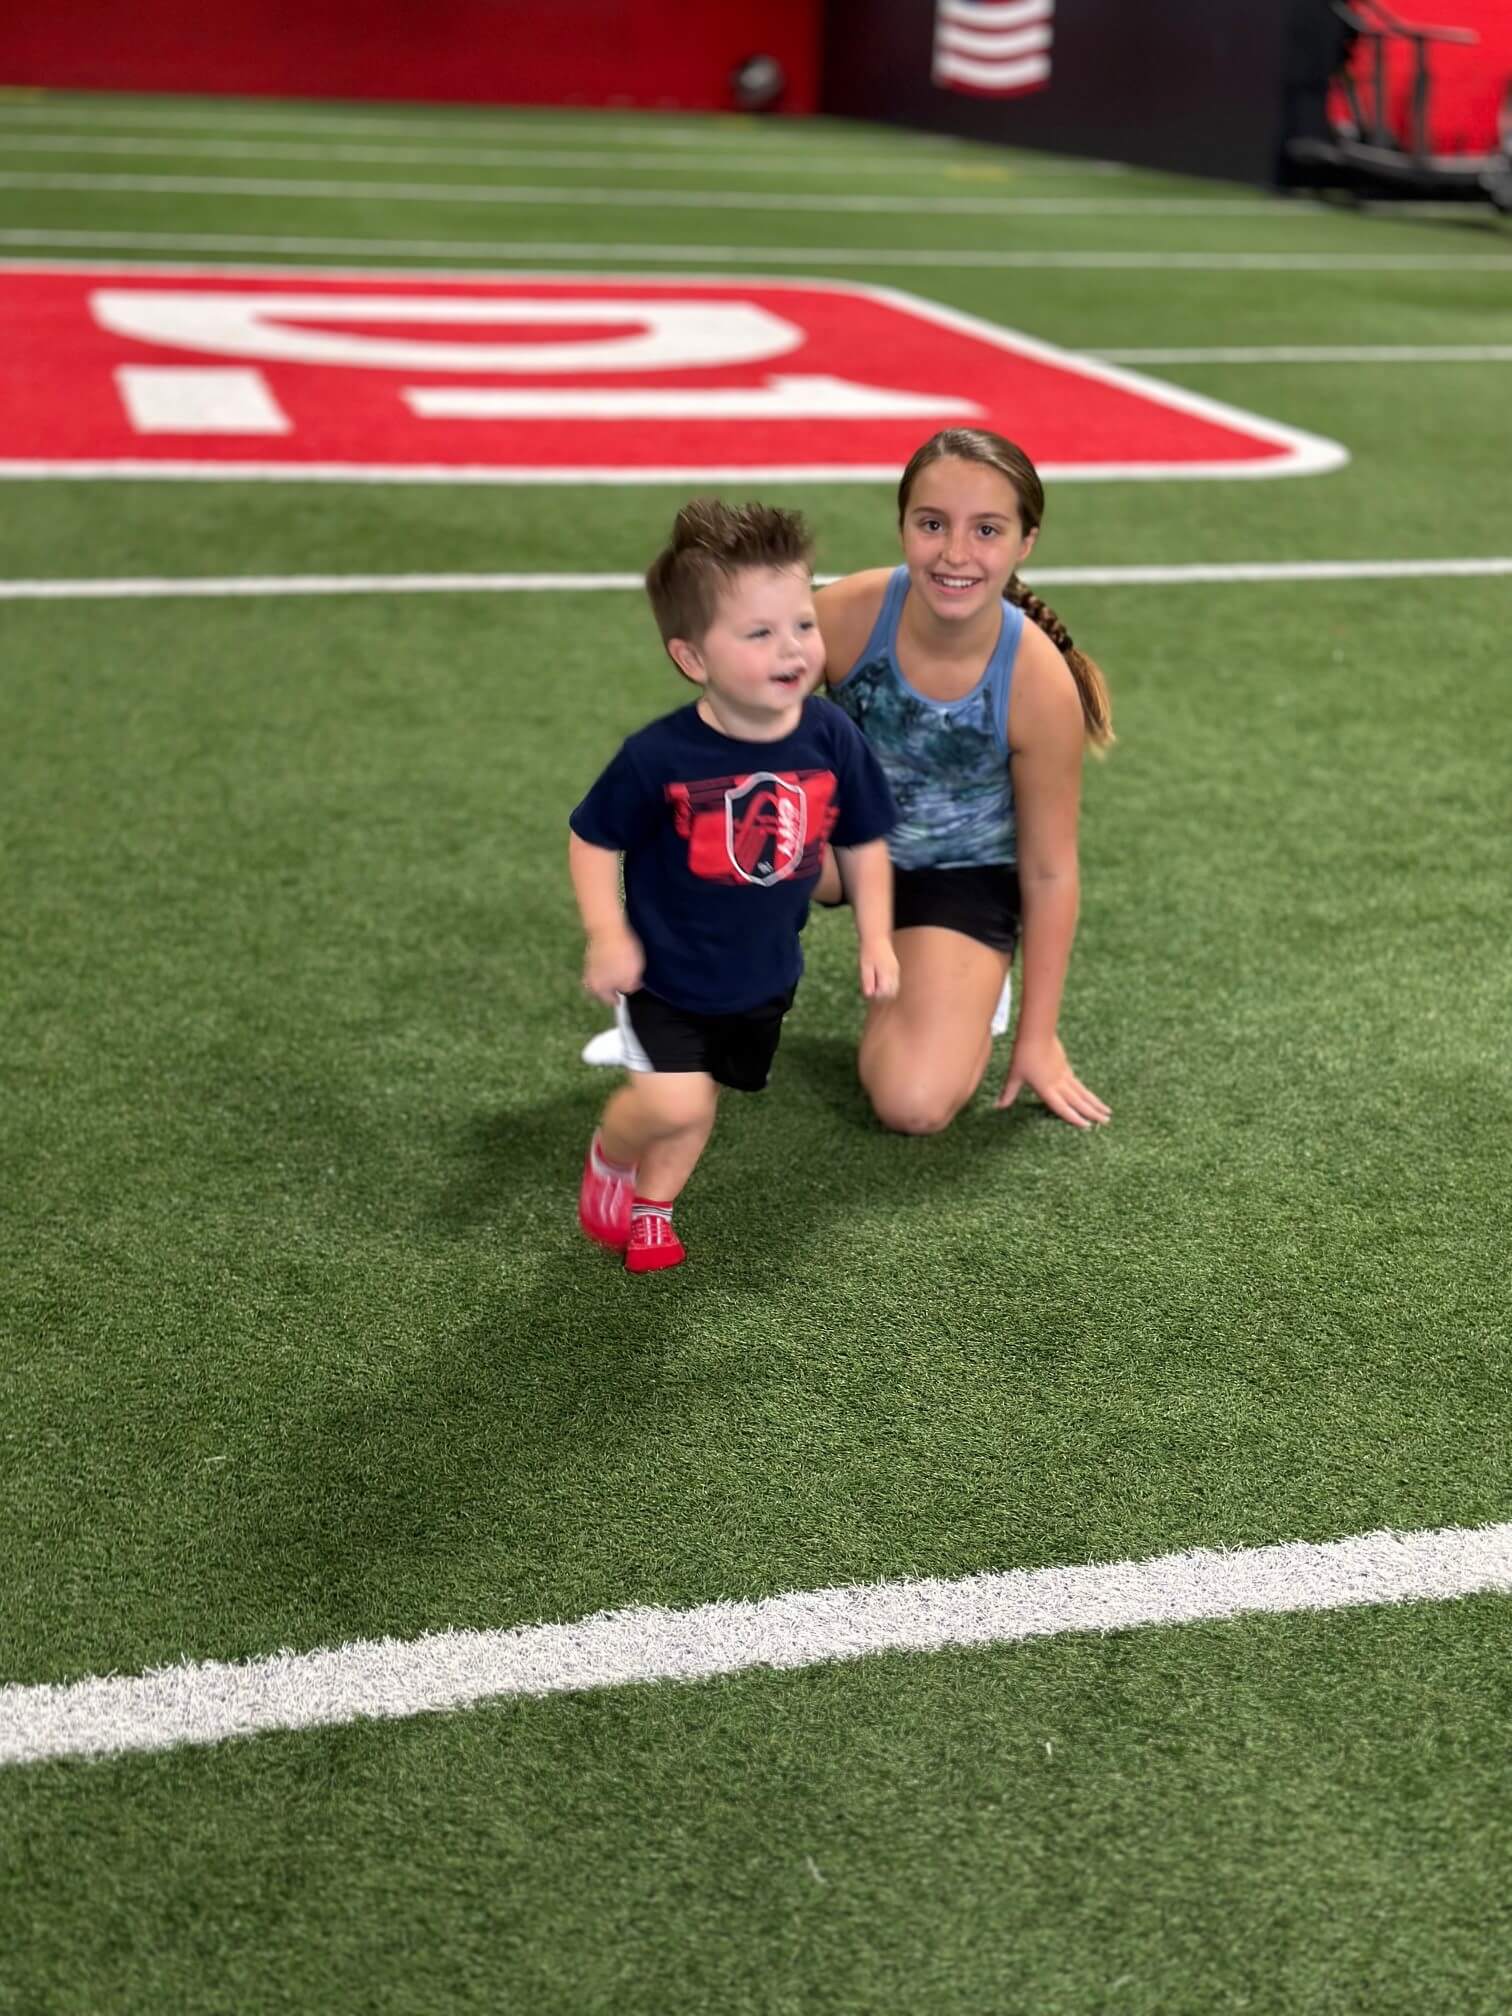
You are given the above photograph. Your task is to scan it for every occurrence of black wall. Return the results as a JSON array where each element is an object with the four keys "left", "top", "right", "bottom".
[{"left": 821, "top": 0, "right": 1299, "bottom": 187}]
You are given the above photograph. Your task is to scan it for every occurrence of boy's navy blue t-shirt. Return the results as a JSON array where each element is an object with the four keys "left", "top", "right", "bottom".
[{"left": 570, "top": 697, "right": 897, "bottom": 1015}]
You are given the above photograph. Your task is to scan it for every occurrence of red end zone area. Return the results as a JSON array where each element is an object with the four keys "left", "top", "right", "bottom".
[{"left": 0, "top": 264, "right": 1347, "bottom": 483}]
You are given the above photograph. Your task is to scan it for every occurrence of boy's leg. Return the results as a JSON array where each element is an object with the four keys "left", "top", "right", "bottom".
[
  {"left": 602, "top": 1072, "right": 717, "bottom": 1275},
  {"left": 600, "top": 1071, "right": 719, "bottom": 1202},
  {"left": 580, "top": 986, "right": 787, "bottom": 1264},
  {"left": 579, "top": 1071, "right": 717, "bottom": 1253}
]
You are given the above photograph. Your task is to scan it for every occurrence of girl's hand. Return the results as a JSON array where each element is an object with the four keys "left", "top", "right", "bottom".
[
  {"left": 997, "top": 1034, "right": 1110, "bottom": 1129},
  {"left": 859, "top": 938, "right": 900, "bottom": 1001},
  {"left": 583, "top": 925, "right": 644, "bottom": 1005}
]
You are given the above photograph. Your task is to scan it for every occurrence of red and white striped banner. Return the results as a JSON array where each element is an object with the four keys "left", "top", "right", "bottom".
[{"left": 932, "top": 0, "right": 1054, "bottom": 97}]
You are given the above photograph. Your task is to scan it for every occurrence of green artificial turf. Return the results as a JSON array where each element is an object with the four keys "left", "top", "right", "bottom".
[
  {"left": 7, "top": 1598, "right": 1511, "bottom": 2015},
  {"left": 2, "top": 86, "right": 1510, "bottom": 2016}
]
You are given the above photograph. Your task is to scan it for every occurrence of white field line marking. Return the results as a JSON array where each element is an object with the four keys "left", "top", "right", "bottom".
[
  {"left": 0, "top": 169, "right": 1361, "bottom": 218},
  {"left": 0, "top": 104, "right": 866, "bottom": 145},
  {"left": 5, "top": 559, "right": 1511, "bottom": 601},
  {"left": 1098, "top": 344, "right": 1512, "bottom": 363},
  {"left": 3, "top": 229, "right": 1507, "bottom": 272},
  {"left": 0, "top": 131, "right": 1133, "bottom": 183},
  {"left": 0, "top": 106, "right": 835, "bottom": 145},
  {"left": 0, "top": 101, "right": 1128, "bottom": 167},
  {"left": 4, "top": 1522, "right": 1509, "bottom": 1766},
  {"left": 1024, "top": 557, "right": 1512, "bottom": 585}
]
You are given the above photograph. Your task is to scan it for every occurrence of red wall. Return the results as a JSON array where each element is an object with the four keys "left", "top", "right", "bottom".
[
  {"left": 0, "top": 1, "right": 818, "bottom": 114},
  {"left": 1334, "top": 0, "right": 1511, "bottom": 153}
]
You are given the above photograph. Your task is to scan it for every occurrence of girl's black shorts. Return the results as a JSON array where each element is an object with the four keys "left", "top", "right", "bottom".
[
  {"left": 820, "top": 861, "right": 1020, "bottom": 957},
  {"left": 618, "top": 985, "right": 797, "bottom": 1093},
  {"left": 894, "top": 863, "right": 1020, "bottom": 955}
]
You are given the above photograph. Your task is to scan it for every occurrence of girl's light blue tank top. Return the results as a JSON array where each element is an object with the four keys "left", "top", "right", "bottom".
[{"left": 830, "top": 566, "right": 1024, "bottom": 871}]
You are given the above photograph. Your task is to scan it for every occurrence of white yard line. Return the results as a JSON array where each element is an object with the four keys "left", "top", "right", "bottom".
[
  {"left": 1022, "top": 556, "right": 1512, "bottom": 584},
  {"left": 0, "top": 131, "right": 1129, "bottom": 183},
  {"left": 0, "top": 169, "right": 1355, "bottom": 217},
  {"left": 0, "top": 102, "right": 1127, "bottom": 169},
  {"left": 0, "top": 571, "right": 649, "bottom": 598},
  {"left": 3, "top": 229, "right": 1509, "bottom": 272},
  {"left": 0, "top": 104, "right": 861, "bottom": 144},
  {"left": 5, "top": 559, "right": 1510, "bottom": 600},
  {"left": 0, "top": 104, "right": 839, "bottom": 146},
  {"left": 1098, "top": 344, "right": 1512, "bottom": 363},
  {"left": 3, "top": 1521, "right": 1508, "bottom": 1765}
]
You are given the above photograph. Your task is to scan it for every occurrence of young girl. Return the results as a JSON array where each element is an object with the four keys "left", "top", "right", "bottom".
[
  {"left": 585, "top": 426, "right": 1111, "bottom": 1138},
  {"left": 816, "top": 426, "right": 1112, "bottom": 1135}
]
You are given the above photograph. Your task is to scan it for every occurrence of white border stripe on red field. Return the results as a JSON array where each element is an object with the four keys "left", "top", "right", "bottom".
[
  {"left": 4, "top": 559, "right": 1510, "bottom": 601},
  {"left": 3, "top": 1522, "right": 1509, "bottom": 1765},
  {"left": 2, "top": 230, "right": 1509, "bottom": 272},
  {"left": 2, "top": 463, "right": 1356, "bottom": 486},
  {"left": 0, "top": 259, "right": 1350, "bottom": 486}
]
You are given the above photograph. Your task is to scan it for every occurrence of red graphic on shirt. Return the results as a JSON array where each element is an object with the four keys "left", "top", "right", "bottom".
[{"left": 668, "top": 770, "right": 837, "bottom": 887}]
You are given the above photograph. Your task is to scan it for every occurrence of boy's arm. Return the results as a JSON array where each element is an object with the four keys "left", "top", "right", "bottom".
[
  {"left": 832, "top": 837, "right": 899, "bottom": 1000},
  {"left": 568, "top": 832, "right": 644, "bottom": 1003}
]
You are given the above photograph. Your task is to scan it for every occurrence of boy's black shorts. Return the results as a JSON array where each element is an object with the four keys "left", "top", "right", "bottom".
[
  {"left": 820, "top": 861, "right": 1020, "bottom": 957},
  {"left": 618, "top": 985, "right": 797, "bottom": 1092}
]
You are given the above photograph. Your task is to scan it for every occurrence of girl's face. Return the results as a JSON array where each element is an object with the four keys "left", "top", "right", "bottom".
[{"left": 899, "top": 457, "right": 1037, "bottom": 625}]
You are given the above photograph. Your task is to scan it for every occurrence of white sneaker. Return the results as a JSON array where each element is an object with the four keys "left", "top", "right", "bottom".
[
  {"left": 581, "top": 1024, "right": 628, "bottom": 1068},
  {"left": 990, "top": 971, "right": 1013, "bottom": 1038}
]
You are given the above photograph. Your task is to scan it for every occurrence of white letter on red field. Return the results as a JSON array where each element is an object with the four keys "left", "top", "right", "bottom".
[{"left": 89, "top": 292, "right": 804, "bottom": 374}]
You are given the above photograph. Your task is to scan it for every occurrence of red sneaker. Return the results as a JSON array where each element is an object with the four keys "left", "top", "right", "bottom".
[
  {"left": 624, "top": 1211, "right": 686, "bottom": 1274},
  {"left": 578, "top": 1134, "right": 635, "bottom": 1250}
]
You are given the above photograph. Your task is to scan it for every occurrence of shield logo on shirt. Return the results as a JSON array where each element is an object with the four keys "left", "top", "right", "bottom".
[{"left": 725, "top": 773, "right": 808, "bottom": 888}]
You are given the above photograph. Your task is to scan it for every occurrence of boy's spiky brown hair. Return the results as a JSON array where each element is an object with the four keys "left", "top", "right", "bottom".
[{"left": 644, "top": 498, "right": 814, "bottom": 649}]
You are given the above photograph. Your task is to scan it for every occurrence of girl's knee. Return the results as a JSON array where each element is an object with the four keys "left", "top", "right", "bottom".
[
  {"left": 865, "top": 1078, "right": 967, "bottom": 1137},
  {"left": 860, "top": 1029, "right": 987, "bottom": 1137},
  {"left": 874, "top": 1100, "right": 958, "bottom": 1137}
]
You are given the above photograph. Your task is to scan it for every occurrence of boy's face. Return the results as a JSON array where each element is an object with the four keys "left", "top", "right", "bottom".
[{"left": 671, "top": 565, "right": 825, "bottom": 717}]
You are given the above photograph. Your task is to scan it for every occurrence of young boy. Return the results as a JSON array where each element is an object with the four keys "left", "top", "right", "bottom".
[{"left": 569, "top": 499, "right": 899, "bottom": 1274}]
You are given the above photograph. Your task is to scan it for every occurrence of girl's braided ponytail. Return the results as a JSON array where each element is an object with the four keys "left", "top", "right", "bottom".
[{"left": 1006, "top": 577, "right": 1114, "bottom": 751}]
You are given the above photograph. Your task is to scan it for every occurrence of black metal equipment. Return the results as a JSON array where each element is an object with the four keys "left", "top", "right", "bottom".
[{"left": 1283, "top": 0, "right": 1512, "bottom": 210}]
